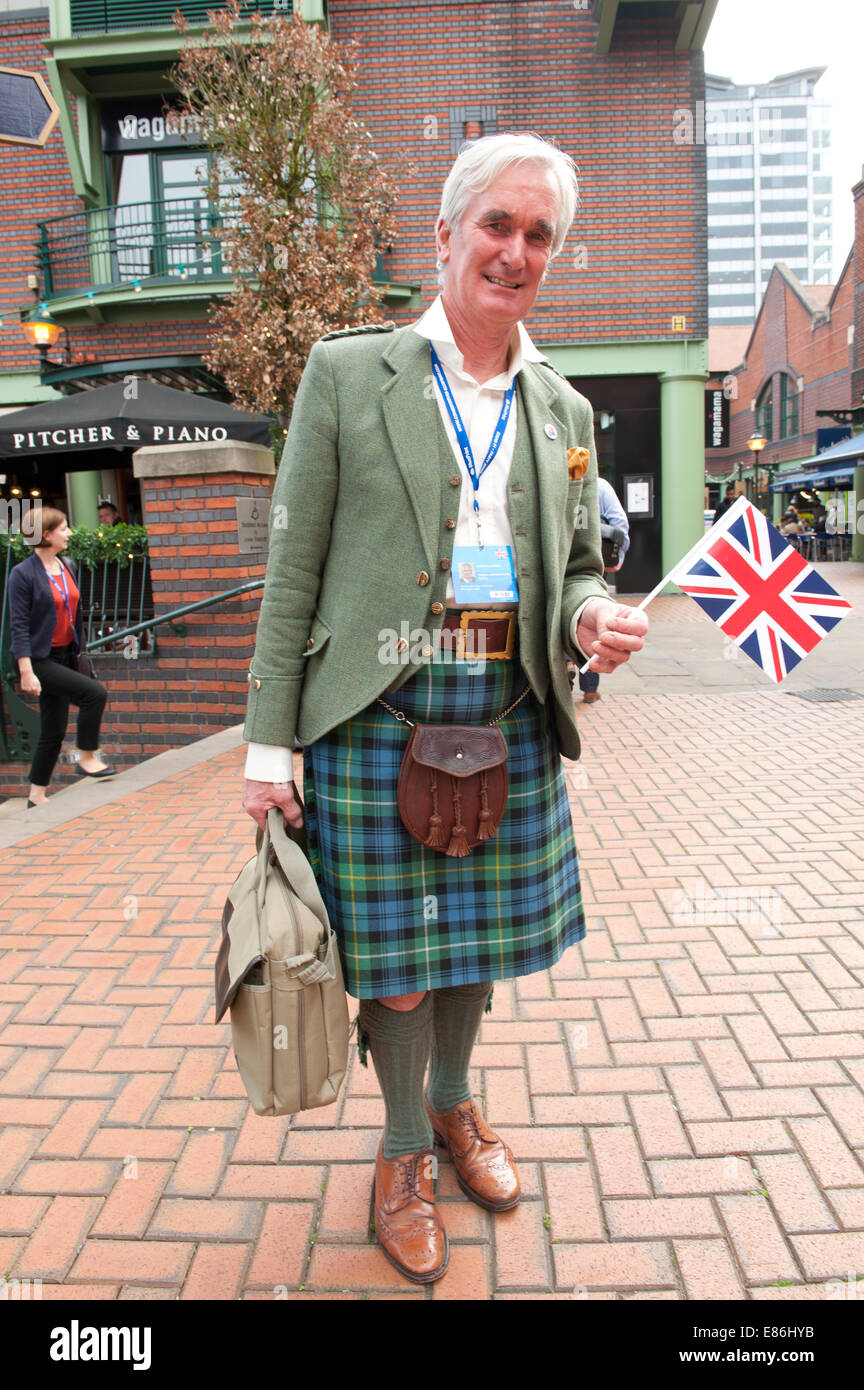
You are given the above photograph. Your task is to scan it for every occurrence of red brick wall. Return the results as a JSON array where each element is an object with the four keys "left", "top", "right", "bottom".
[
  {"left": 0, "top": 15, "right": 213, "bottom": 390},
  {"left": 0, "top": 15, "right": 79, "bottom": 376},
  {"left": 707, "top": 262, "right": 854, "bottom": 472},
  {"left": 329, "top": 0, "right": 709, "bottom": 344}
]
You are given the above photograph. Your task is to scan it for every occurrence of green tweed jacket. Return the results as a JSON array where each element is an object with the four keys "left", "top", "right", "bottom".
[{"left": 243, "top": 322, "right": 611, "bottom": 762}]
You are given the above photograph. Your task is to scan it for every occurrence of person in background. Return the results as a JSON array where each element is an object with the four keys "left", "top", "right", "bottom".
[
  {"left": 713, "top": 482, "right": 737, "bottom": 524},
  {"left": 573, "top": 476, "right": 630, "bottom": 704},
  {"left": 97, "top": 501, "right": 121, "bottom": 527},
  {"left": 8, "top": 507, "right": 114, "bottom": 806},
  {"left": 779, "top": 503, "right": 802, "bottom": 537}
]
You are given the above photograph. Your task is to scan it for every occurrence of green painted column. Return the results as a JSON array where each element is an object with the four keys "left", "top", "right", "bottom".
[
  {"left": 659, "top": 369, "right": 708, "bottom": 581},
  {"left": 67, "top": 470, "right": 101, "bottom": 527},
  {"left": 853, "top": 465, "right": 864, "bottom": 563},
  {"left": 772, "top": 489, "right": 783, "bottom": 524}
]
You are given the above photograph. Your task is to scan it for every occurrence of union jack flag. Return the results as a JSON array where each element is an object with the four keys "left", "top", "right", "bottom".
[{"left": 670, "top": 496, "right": 852, "bottom": 683}]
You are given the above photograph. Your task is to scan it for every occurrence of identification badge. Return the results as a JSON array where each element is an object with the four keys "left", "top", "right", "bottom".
[{"left": 451, "top": 545, "right": 519, "bottom": 604}]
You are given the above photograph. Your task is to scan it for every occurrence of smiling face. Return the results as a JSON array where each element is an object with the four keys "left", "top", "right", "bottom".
[{"left": 436, "top": 162, "right": 560, "bottom": 333}]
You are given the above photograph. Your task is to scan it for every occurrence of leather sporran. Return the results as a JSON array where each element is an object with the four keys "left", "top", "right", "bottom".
[
  {"left": 397, "top": 724, "right": 508, "bottom": 858},
  {"left": 380, "top": 685, "right": 530, "bottom": 859}
]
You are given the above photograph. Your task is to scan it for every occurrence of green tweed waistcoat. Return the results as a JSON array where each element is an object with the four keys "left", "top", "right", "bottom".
[{"left": 243, "top": 322, "right": 611, "bottom": 762}]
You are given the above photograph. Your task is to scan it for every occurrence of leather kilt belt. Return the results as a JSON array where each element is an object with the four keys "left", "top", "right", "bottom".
[{"left": 440, "top": 608, "right": 517, "bottom": 661}]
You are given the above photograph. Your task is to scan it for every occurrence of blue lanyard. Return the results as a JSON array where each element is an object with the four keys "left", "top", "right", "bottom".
[
  {"left": 429, "top": 344, "right": 516, "bottom": 528},
  {"left": 48, "top": 563, "right": 76, "bottom": 630}
]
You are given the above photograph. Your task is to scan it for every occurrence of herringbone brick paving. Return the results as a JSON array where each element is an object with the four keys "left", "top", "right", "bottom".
[{"left": 1, "top": 672, "right": 863, "bottom": 1298}]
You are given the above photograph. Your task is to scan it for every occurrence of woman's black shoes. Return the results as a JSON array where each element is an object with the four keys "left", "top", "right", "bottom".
[
  {"left": 74, "top": 763, "right": 116, "bottom": 779},
  {"left": 27, "top": 799, "right": 36, "bottom": 809}
]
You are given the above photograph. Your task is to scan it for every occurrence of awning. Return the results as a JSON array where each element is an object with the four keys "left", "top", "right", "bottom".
[
  {"left": 770, "top": 463, "right": 861, "bottom": 492},
  {"left": 0, "top": 379, "right": 274, "bottom": 458}
]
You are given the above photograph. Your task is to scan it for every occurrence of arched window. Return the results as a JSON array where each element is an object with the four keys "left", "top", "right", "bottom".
[
  {"left": 756, "top": 381, "right": 773, "bottom": 441},
  {"left": 779, "top": 375, "right": 800, "bottom": 438}
]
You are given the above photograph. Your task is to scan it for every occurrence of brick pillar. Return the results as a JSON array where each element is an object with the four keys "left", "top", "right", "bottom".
[{"left": 130, "top": 439, "right": 275, "bottom": 743}]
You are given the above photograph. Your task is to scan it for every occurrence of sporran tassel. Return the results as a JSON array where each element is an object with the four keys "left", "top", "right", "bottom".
[
  {"left": 446, "top": 776, "right": 471, "bottom": 857},
  {"left": 423, "top": 767, "right": 446, "bottom": 849},
  {"left": 476, "top": 769, "right": 495, "bottom": 841}
]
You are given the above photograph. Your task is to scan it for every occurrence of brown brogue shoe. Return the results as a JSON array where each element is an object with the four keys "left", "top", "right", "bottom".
[
  {"left": 373, "top": 1141, "right": 449, "bottom": 1284},
  {"left": 425, "top": 1097, "right": 520, "bottom": 1212}
]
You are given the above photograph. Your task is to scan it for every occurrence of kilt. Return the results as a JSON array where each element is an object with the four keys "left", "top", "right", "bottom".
[{"left": 301, "top": 642, "right": 586, "bottom": 999}]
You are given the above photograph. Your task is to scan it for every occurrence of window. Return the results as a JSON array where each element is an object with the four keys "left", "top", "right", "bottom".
[
  {"left": 756, "top": 381, "right": 773, "bottom": 441},
  {"left": 779, "top": 376, "right": 800, "bottom": 439}
]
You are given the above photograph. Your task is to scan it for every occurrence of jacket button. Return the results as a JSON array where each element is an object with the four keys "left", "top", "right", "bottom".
[
  {"left": 439, "top": 558, "right": 450, "bottom": 571},
  {"left": 430, "top": 601, "right": 443, "bottom": 615},
  {"left": 445, "top": 517, "right": 456, "bottom": 530},
  {"left": 449, "top": 474, "right": 460, "bottom": 487},
  {"left": 396, "top": 637, "right": 408, "bottom": 653},
  {"left": 306, "top": 636, "right": 314, "bottom": 649},
  {"left": 421, "top": 644, "right": 434, "bottom": 658},
  {"left": 416, "top": 570, "right": 430, "bottom": 586},
  {"left": 247, "top": 671, "right": 252, "bottom": 683},
  {"left": 253, "top": 678, "right": 261, "bottom": 690}
]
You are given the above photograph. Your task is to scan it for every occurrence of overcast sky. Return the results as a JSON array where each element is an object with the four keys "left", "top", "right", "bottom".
[{"left": 703, "top": 0, "right": 864, "bottom": 273}]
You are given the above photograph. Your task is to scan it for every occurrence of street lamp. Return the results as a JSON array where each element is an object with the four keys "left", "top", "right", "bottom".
[
  {"left": 747, "top": 431, "right": 768, "bottom": 511},
  {"left": 21, "top": 306, "right": 62, "bottom": 350}
]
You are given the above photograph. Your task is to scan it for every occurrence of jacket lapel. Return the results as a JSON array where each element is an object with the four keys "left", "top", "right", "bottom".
[
  {"left": 517, "top": 360, "right": 569, "bottom": 571},
  {"left": 380, "top": 330, "right": 441, "bottom": 569}
]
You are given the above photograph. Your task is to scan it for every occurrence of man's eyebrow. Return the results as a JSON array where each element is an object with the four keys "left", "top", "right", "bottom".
[{"left": 478, "top": 208, "right": 555, "bottom": 239}]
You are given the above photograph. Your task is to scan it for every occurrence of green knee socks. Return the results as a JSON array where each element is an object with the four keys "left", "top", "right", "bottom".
[
  {"left": 425, "top": 979, "right": 494, "bottom": 1114},
  {"left": 358, "top": 992, "right": 435, "bottom": 1160},
  {"left": 357, "top": 981, "right": 494, "bottom": 1159}
]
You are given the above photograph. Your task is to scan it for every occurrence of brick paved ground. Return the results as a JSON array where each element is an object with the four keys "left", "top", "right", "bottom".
[{"left": 1, "top": 575, "right": 863, "bottom": 1300}]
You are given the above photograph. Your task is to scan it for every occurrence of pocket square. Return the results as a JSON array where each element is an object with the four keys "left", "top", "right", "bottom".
[{"left": 567, "top": 446, "right": 590, "bottom": 480}]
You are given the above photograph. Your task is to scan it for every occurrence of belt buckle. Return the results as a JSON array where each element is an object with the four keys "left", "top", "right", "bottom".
[{"left": 457, "top": 609, "right": 515, "bottom": 662}]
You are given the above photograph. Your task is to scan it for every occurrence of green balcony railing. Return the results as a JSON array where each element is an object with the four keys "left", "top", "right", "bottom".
[
  {"left": 36, "top": 197, "right": 391, "bottom": 303},
  {"left": 69, "top": 0, "right": 282, "bottom": 34},
  {"left": 36, "top": 197, "right": 232, "bottom": 300}
]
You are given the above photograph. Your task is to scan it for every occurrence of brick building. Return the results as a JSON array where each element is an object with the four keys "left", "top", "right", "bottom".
[
  {"left": 703, "top": 167, "right": 864, "bottom": 523},
  {"left": 2, "top": 0, "right": 719, "bottom": 590}
]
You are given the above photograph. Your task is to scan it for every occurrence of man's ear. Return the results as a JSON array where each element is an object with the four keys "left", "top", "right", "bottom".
[{"left": 436, "top": 215, "right": 452, "bottom": 265}]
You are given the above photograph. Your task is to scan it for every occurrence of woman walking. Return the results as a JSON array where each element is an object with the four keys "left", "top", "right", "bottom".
[
  {"left": 242, "top": 133, "right": 648, "bottom": 1284},
  {"left": 8, "top": 507, "right": 114, "bottom": 806}
]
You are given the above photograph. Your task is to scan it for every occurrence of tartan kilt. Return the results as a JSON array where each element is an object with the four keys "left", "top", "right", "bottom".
[{"left": 301, "top": 642, "right": 586, "bottom": 999}]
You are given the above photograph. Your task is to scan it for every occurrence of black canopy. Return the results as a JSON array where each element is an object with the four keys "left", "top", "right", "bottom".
[{"left": 0, "top": 380, "right": 274, "bottom": 458}]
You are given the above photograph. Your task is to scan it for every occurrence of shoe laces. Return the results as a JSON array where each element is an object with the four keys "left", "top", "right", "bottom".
[
  {"left": 453, "top": 1103, "right": 487, "bottom": 1142},
  {"left": 393, "top": 1151, "right": 427, "bottom": 1198}
]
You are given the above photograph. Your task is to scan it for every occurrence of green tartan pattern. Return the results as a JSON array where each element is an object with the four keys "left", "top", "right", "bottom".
[{"left": 301, "top": 646, "right": 586, "bottom": 999}]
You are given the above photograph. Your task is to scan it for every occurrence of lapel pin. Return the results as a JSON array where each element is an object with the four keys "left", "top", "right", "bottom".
[{"left": 544, "top": 423, "right": 558, "bottom": 439}]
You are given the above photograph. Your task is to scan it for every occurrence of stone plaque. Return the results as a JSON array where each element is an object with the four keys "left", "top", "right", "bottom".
[{"left": 236, "top": 496, "right": 270, "bottom": 554}]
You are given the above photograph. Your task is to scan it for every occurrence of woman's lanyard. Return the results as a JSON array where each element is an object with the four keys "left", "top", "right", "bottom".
[
  {"left": 429, "top": 343, "right": 515, "bottom": 549},
  {"left": 47, "top": 563, "right": 76, "bottom": 634}
]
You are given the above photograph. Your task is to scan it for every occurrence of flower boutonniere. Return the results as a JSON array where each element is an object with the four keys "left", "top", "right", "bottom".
[{"left": 566, "top": 446, "right": 590, "bottom": 481}]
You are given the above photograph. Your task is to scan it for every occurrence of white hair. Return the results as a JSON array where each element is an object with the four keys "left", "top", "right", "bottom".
[{"left": 436, "top": 132, "right": 578, "bottom": 280}]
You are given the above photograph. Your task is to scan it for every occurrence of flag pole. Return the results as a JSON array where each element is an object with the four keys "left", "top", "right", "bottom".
[{"left": 577, "top": 496, "right": 751, "bottom": 675}]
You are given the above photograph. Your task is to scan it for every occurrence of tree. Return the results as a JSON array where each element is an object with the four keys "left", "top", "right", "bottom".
[{"left": 171, "top": 2, "right": 401, "bottom": 427}]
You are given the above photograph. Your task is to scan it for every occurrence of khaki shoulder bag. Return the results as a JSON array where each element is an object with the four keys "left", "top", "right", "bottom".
[{"left": 214, "top": 803, "right": 348, "bottom": 1117}]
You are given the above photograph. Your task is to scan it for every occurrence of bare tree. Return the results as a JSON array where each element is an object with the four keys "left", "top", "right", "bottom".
[{"left": 172, "top": 1, "right": 402, "bottom": 427}]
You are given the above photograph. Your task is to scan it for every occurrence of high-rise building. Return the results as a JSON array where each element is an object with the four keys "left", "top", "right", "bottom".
[{"left": 706, "top": 67, "right": 833, "bottom": 325}]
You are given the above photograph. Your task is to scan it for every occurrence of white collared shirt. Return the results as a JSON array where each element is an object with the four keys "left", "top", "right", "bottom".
[
  {"left": 244, "top": 298, "right": 609, "bottom": 783},
  {"left": 413, "top": 294, "right": 544, "bottom": 603}
]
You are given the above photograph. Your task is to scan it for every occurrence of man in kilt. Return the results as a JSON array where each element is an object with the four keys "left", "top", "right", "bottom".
[{"left": 243, "top": 133, "right": 648, "bottom": 1284}]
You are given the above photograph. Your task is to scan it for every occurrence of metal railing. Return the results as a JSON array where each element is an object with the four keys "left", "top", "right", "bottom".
[
  {"left": 0, "top": 563, "right": 264, "bottom": 763},
  {"left": 36, "top": 197, "right": 390, "bottom": 301},
  {"left": 37, "top": 197, "right": 232, "bottom": 299}
]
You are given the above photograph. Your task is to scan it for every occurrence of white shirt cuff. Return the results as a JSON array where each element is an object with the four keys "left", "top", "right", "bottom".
[{"left": 244, "top": 742, "right": 294, "bottom": 784}]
